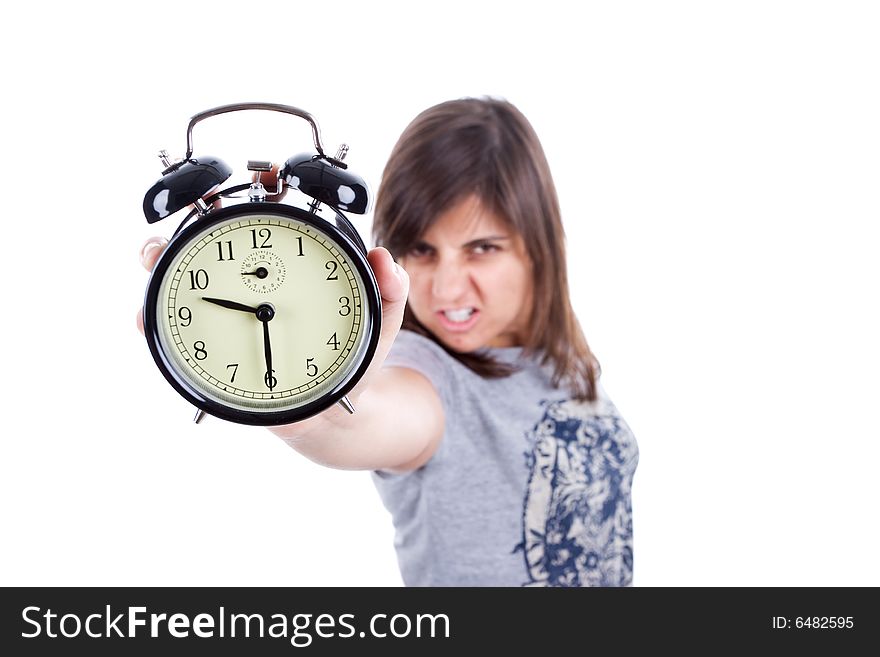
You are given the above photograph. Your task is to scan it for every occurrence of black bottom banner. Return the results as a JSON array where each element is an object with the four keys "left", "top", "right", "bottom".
[{"left": 1, "top": 586, "right": 874, "bottom": 654}]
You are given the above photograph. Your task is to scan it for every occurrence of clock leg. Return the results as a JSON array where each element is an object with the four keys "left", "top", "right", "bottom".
[
  {"left": 338, "top": 396, "right": 355, "bottom": 414},
  {"left": 193, "top": 409, "right": 207, "bottom": 424}
]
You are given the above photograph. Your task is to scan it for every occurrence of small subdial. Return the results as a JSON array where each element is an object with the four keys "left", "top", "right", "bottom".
[{"left": 241, "top": 250, "right": 287, "bottom": 293}]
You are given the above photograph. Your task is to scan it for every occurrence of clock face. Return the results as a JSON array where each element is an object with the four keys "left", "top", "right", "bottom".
[{"left": 147, "top": 207, "right": 376, "bottom": 422}]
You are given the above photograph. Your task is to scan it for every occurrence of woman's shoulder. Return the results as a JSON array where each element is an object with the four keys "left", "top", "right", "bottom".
[
  {"left": 383, "top": 329, "right": 458, "bottom": 392},
  {"left": 387, "top": 329, "right": 452, "bottom": 368},
  {"left": 390, "top": 328, "right": 447, "bottom": 354}
]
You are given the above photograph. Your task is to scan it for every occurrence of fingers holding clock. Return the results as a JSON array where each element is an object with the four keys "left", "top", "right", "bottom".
[
  {"left": 136, "top": 237, "right": 169, "bottom": 336},
  {"left": 361, "top": 245, "right": 409, "bottom": 366},
  {"left": 368, "top": 245, "right": 408, "bottom": 317},
  {"left": 140, "top": 236, "right": 168, "bottom": 271},
  {"left": 369, "top": 246, "right": 408, "bottom": 306}
]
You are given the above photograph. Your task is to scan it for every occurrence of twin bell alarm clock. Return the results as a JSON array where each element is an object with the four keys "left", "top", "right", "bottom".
[{"left": 141, "top": 102, "right": 381, "bottom": 426}]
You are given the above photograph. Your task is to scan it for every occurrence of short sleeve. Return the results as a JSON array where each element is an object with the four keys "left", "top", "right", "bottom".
[{"left": 383, "top": 330, "right": 453, "bottom": 409}]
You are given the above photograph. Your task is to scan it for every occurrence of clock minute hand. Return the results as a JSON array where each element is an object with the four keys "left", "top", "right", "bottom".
[
  {"left": 201, "top": 297, "right": 261, "bottom": 314},
  {"left": 255, "top": 304, "right": 277, "bottom": 391},
  {"left": 262, "top": 318, "right": 275, "bottom": 390}
]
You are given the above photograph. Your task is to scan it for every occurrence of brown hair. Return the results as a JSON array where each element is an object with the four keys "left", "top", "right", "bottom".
[{"left": 372, "top": 97, "right": 599, "bottom": 401}]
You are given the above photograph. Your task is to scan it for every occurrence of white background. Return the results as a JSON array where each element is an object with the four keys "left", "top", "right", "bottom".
[{"left": 1, "top": 0, "right": 877, "bottom": 586}]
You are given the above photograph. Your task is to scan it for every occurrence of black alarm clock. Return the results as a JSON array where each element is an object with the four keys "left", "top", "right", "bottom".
[{"left": 142, "top": 102, "right": 381, "bottom": 426}]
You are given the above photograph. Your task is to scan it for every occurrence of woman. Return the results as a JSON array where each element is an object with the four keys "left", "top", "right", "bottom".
[{"left": 138, "top": 97, "right": 638, "bottom": 587}]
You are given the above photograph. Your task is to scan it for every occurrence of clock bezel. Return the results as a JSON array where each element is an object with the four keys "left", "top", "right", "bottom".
[{"left": 143, "top": 202, "right": 382, "bottom": 426}]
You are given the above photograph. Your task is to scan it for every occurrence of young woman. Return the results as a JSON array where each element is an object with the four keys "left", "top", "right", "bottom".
[{"left": 138, "top": 97, "right": 638, "bottom": 587}]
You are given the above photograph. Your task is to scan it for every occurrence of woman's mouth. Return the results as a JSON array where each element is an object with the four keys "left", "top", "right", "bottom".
[{"left": 436, "top": 307, "right": 480, "bottom": 331}]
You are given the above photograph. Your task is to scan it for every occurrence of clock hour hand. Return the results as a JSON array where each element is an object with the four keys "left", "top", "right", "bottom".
[{"left": 201, "top": 297, "right": 261, "bottom": 314}]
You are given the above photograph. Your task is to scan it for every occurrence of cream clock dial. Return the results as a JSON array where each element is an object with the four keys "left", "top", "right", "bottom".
[{"left": 144, "top": 204, "right": 380, "bottom": 425}]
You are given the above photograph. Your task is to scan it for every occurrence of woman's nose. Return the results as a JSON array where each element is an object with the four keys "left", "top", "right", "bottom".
[{"left": 431, "top": 258, "right": 469, "bottom": 302}]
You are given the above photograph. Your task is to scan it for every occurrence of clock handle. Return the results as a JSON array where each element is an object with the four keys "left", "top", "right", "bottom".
[{"left": 184, "top": 102, "right": 329, "bottom": 161}]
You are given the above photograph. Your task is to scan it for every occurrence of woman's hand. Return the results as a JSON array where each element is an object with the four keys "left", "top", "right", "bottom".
[{"left": 135, "top": 236, "right": 169, "bottom": 335}]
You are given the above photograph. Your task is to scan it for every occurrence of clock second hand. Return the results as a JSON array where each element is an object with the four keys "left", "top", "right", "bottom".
[{"left": 241, "top": 267, "right": 269, "bottom": 279}]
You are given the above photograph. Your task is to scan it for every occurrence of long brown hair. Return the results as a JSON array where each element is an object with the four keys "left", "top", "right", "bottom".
[{"left": 372, "top": 97, "right": 599, "bottom": 401}]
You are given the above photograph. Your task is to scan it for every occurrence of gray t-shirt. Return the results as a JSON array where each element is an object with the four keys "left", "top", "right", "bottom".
[{"left": 371, "top": 330, "right": 639, "bottom": 587}]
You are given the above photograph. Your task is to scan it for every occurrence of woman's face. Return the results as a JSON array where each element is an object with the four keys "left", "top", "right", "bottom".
[{"left": 399, "top": 195, "right": 534, "bottom": 352}]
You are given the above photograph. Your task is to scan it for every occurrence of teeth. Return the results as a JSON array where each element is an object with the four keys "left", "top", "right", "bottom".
[{"left": 443, "top": 308, "right": 475, "bottom": 323}]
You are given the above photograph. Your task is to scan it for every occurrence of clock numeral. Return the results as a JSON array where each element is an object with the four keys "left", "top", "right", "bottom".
[
  {"left": 226, "top": 363, "right": 239, "bottom": 383},
  {"left": 193, "top": 341, "right": 208, "bottom": 361},
  {"left": 306, "top": 358, "right": 318, "bottom": 377},
  {"left": 338, "top": 296, "right": 351, "bottom": 316},
  {"left": 264, "top": 370, "right": 278, "bottom": 390},
  {"left": 325, "top": 261, "right": 338, "bottom": 280},
  {"left": 178, "top": 306, "right": 192, "bottom": 327},
  {"left": 216, "top": 240, "right": 235, "bottom": 261},
  {"left": 327, "top": 332, "right": 340, "bottom": 350},
  {"left": 188, "top": 269, "right": 209, "bottom": 290},
  {"left": 296, "top": 236, "right": 305, "bottom": 257},
  {"left": 250, "top": 228, "right": 272, "bottom": 249}
]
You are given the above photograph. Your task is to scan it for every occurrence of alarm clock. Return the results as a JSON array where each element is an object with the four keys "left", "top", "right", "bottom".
[{"left": 141, "top": 102, "right": 381, "bottom": 426}]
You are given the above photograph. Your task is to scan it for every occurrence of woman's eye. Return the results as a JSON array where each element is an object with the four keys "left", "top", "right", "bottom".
[
  {"left": 409, "top": 244, "right": 433, "bottom": 257},
  {"left": 472, "top": 242, "right": 499, "bottom": 254}
]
